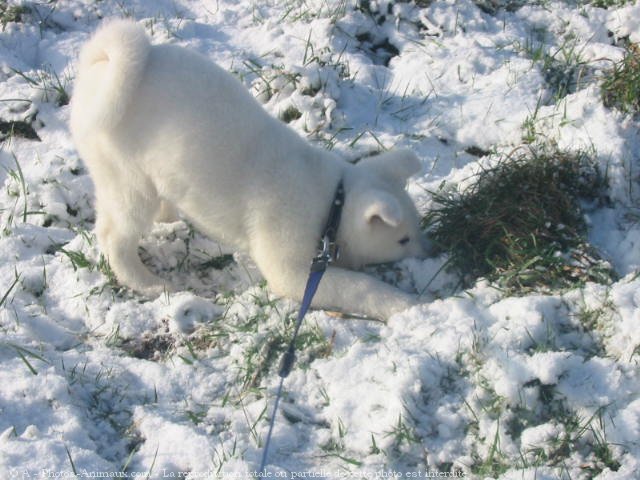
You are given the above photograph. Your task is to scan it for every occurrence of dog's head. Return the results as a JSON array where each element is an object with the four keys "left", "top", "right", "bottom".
[{"left": 338, "top": 149, "right": 431, "bottom": 268}]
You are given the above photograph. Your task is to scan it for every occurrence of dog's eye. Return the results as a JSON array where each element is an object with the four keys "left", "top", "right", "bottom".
[{"left": 398, "top": 236, "right": 410, "bottom": 246}]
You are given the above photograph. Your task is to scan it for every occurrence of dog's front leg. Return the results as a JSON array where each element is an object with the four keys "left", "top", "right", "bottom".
[
  {"left": 312, "top": 266, "right": 418, "bottom": 320},
  {"left": 267, "top": 262, "right": 418, "bottom": 321},
  {"left": 251, "top": 228, "right": 419, "bottom": 320}
]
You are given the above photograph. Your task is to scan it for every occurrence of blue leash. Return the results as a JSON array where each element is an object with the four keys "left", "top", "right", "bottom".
[
  {"left": 259, "top": 180, "right": 344, "bottom": 471},
  {"left": 258, "top": 265, "right": 325, "bottom": 471}
]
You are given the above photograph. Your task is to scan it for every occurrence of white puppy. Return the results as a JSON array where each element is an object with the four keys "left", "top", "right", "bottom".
[{"left": 70, "top": 20, "right": 428, "bottom": 319}]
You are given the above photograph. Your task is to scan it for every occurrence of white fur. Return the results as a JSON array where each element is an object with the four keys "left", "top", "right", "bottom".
[{"left": 70, "top": 19, "right": 428, "bottom": 319}]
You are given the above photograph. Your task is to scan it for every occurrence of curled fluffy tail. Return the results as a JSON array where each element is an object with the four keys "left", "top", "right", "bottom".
[{"left": 71, "top": 19, "right": 150, "bottom": 133}]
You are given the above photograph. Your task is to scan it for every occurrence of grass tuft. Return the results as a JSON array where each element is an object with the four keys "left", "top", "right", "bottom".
[
  {"left": 472, "top": 419, "right": 510, "bottom": 477},
  {"left": 588, "top": 0, "right": 635, "bottom": 8},
  {"left": 516, "top": 34, "right": 590, "bottom": 103},
  {"left": 0, "top": 2, "right": 30, "bottom": 29},
  {"left": 280, "top": 105, "right": 303, "bottom": 123},
  {"left": 423, "top": 145, "right": 615, "bottom": 293},
  {"left": 473, "top": 1, "right": 528, "bottom": 14},
  {"left": 0, "top": 118, "right": 40, "bottom": 141},
  {"left": 601, "top": 44, "right": 640, "bottom": 115},
  {"left": 540, "top": 41, "right": 589, "bottom": 102}
]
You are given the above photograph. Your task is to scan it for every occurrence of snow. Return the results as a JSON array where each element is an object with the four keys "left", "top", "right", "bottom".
[{"left": 1, "top": 0, "right": 639, "bottom": 478}]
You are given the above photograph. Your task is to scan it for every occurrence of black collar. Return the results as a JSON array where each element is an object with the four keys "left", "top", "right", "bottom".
[{"left": 312, "top": 179, "right": 344, "bottom": 270}]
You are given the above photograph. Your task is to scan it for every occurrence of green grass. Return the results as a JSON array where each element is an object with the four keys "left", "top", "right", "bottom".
[
  {"left": 0, "top": 118, "right": 40, "bottom": 141},
  {"left": 468, "top": 0, "right": 635, "bottom": 13},
  {"left": 573, "top": 290, "right": 615, "bottom": 332},
  {"left": 588, "top": 0, "right": 635, "bottom": 7},
  {"left": 0, "top": 268, "right": 20, "bottom": 308},
  {"left": 320, "top": 417, "right": 364, "bottom": 467},
  {"left": 9, "top": 66, "right": 70, "bottom": 107},
  {"left": 198, "top": 253, "right": 235, "bottom": 270},
  {"left": 0, "top": 153, "right": 47, "bottom": 232},
  {"left": 516, "top": 33, "right": 590, "bottom": 103},
  {"left": 472, "top": 419, "right": 510, "bottom": 477},
  {"left": 8, "top": 342, "right": 48, "bottom": 375},
  {"left": 119, "top": 332, "right": 176, "bottom": 361},
  {"left": 473, "top": 1, "right": 529, "bottom": 14},
  {"left": 423, "top": 145, "right": 614, "bottom": 294},
  {"left": 280, "top": 105, "right": 303, "bottom": 123},
  {"left": 602, "top": 44, "right": 640, "bottom": 115},
  {"left": 60, "top": 360, "right": 145, "bottom": 467},
  {"left": 385, "top": 413, "right": 421, "bottom": 449},
  {"left": 237, "top": 311, "right": 332, "bottom": 391},
  {"left": 0, "top": 2, "right": 30, "bottom": 29},
  {"left": 540, "top": 41, "right": 589, "bottom": 102},
  {"left": 57, "top": 246, "right": 116, "bottom": 284},
  {"left": 542, "top": 406, "right": 621, "bottom": 475},
  {"left": 468, "top": 366, "right": 622, "bottom": 475}
]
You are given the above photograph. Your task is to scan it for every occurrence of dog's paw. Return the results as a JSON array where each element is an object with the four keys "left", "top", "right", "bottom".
[
  {"left": 119, "top": 275, "right": 175, "bottom": 298},
  {"left": 140, "top": 282, "right": 175, "bottom": 298},
  {"left": 382, "top": 293, "right": 422, "bottom": 319},
  {"left": 154, "top": 201, "right": 180, "bottom": 223}
]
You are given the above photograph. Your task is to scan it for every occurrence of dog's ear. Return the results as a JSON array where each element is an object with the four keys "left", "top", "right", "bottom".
[
  {"left": 364, "top": 191, "right": 404, "bottom": 228},
  {"left": 359, "top": 149, "right": 421, "bottom": 185}
]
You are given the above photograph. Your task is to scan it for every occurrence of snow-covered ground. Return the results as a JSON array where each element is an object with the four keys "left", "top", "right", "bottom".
[{"left": 1, "top": 0, "right": 639, "bottom": 478}]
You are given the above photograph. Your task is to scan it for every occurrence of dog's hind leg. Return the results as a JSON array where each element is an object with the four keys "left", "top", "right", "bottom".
[
  {"left": 154, "top": 199, "right": 179, "bottom": 223},
  {"left": 93, "top": 165, "right": 170, "bottom": 296}
]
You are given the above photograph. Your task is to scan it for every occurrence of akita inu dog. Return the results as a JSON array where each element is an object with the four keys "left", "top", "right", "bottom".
[{"left": 70, "top": 20, "right": 428, "bottom": 319}]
